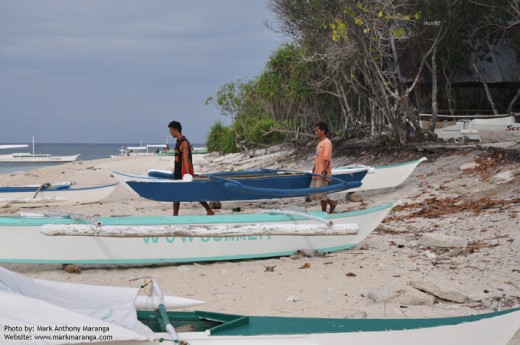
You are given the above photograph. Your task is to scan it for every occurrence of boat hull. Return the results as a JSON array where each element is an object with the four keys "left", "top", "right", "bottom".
[
  {"left": 0, "top": 183, "right": 118, "bottom": 206},
  {"left": 102, "top": 308, "right": 520, "bottom": 345},
  {"left": 431, "top": 116, "right": 520, "bottom": 141},
  {"left": 0, "top": 154, "right": 79, "bottom": 163},
  {"left": 115, "top": 168, "right": 368, "bottom": 202},
  {"left": 1, "top": 267, "right": 518, "bottom": 345},
  {"left": 0, "top": 202, "right": 394, "bottom": 264},
  {"left": 336, "top": 157, "right": 427, "bottom": 192}
]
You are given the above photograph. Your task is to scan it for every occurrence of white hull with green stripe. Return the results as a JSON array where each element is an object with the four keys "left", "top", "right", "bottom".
[
  {"left": 2, "top": 267, "right": 518, "bottom": 345},
  {"left": 122, "top": 308, "right": 520, "bottom": 345},
  {"left": 0, "top": 202, "right": 395, "bottom": 265}
]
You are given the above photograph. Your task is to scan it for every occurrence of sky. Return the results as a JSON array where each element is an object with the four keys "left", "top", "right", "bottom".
[{"left": 0, "top": 0, "right": 282, "bottom": 144}]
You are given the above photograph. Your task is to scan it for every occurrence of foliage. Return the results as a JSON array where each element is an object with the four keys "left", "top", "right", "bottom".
[
  {"left": 206, "top": 121, "right": 237, "bottom": 155},
  {"left": 206, "top": 0, "right": 520, "bottom": 147},
  {"left": 206, "top": 78, "right": 288, "bottom": 150}
]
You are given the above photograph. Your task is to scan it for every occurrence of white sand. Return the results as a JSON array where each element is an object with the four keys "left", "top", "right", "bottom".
[{"left": 1, "top": 143, "right": 519, "bottom": 343}]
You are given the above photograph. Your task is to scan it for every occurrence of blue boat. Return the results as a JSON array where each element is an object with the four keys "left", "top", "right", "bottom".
[{"left": 112, "top": 167, "right": 368, "bottom": 202}]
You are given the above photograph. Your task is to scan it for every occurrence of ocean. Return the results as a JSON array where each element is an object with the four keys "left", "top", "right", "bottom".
[{"left": 0, "top": 143, "right": 202, "bottom": 175}]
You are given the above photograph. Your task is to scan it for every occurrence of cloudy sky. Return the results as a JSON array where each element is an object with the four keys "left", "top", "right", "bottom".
[{"left": 0, "top": 0, "right": 281, "bottom": 144}]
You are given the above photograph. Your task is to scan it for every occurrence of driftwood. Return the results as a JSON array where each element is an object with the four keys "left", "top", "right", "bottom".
[
  {"left": 40, "top": 223, "right": 359, "bottom": 238},
  {"left": 261, "top": 128, "right": 315, "bottom": 138}
]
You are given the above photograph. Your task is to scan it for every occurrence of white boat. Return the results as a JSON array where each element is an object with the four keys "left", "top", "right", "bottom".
[
  {"left": 110, "top": 144, "right": 168, "bottom": 158},
  {"left": 0, "top": 201, "right": 396, "bottom": 264},
  {"left": 0, "top": 182, "right": 118, "bottom": 206},
  {"left": 0, "top": 152, "right": 80, "bottom": 163},
  {"left": 1, "top": 267, "right": 519, "bottom": 345},
  {"left": 0, "top": 137, "right": 79, "bottom": 163},
  {"left": 0, "top": 144, "right": 29, "bottom": 150},
  {"left": 421, "top": 114, "right": 520, "bottom": 141},
  {"left": 335, "top": 157, "right": 427, "bottom": 193}
]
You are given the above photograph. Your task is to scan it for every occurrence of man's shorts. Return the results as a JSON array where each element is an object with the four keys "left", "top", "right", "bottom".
[{"left": 309, "top": 178, "right": 329, "bottom": 201}]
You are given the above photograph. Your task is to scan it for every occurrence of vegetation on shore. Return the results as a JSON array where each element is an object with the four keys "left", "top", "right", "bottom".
[{"left": 206, "top": 1, "right": 520, "bottom": 153}]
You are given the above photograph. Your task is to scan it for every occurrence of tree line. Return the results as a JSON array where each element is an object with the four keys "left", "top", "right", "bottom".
[{"left": 206, "top": 0, "right": 520, "bottom": 153}]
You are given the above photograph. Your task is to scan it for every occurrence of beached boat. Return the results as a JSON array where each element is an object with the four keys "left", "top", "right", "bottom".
[
  {"left": 1, "top": 267, "right": 519, "bottom": 345},
  {"left": 0, "top": 201, "right": 395, "bottom": 264},
  {"left": 335, "top": 157, "right": 427, "bottom": 192},
  {"left": 0, "top": 137, "right": 79, "bottom": 163},
  {"left": 112, "top": 167, "right": 369, "bottom": 202},
  {"left": 421, "top": 114, "right": 520, "bottom": 141},
  {"left": 0, "top": 182, "right": 118, "bottom": 206}
]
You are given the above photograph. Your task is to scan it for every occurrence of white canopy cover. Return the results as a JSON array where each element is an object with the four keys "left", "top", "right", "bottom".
[{"left": 0, "top": 267, "right": 154, "bottom": 344}]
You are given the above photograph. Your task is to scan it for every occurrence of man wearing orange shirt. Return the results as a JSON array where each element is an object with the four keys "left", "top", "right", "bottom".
[{"left": 310, "top": 121, "right": 338, "bottom": 213}]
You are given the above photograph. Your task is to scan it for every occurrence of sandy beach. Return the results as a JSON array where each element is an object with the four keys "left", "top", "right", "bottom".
[{"left": 1, "top": 142, "right": 519, "bottom": 344}]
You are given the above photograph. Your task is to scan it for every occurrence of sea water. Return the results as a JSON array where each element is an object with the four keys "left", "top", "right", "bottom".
[{"left": 0, "top": 143, "right": 202, "bottom": 175}]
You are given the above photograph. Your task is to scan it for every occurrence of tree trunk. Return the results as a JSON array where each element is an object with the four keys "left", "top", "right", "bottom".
[
  {"left": 338, "top": 84, "right": 355, "bottom": 130},
  {"left": 370, "top": 100, "right": 377, "bottom": 138},
  {"left": 473, "top": 63, "right": 499, "bottom": 115},
  {"left": 507, "top": 86, "right": 520, "bottom": 114},
  {"left": 430, "top": 45, "right": 439, "bottom": 131}
]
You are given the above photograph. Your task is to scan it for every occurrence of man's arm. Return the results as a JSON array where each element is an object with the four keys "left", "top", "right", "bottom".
[
  {"left": 322, "top": 160, "right": 331, "bottom": 175},
  {"left": 181, "top": 141, "right": 191, "bottom": 176}
]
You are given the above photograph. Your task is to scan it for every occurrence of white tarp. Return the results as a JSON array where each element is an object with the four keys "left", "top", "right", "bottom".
[{"left": 0, "top": 267, "right": 154, "bottom": 344}]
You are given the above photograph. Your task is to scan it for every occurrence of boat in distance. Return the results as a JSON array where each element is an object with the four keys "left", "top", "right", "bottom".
[
  {"left": 0, "top": 201, "right": 395, "bottom": 264},
  {"left": 2, "top": 267, "right": 519, "bottom": 345},
  {"left": 0, "top": 144, "right": 29, "bottom": 150},
  {"left": 110, "top": 144, "right": 168, "bottom": 158},
  {"left": 0, "top": 136, "right": 79, "bottom": 163},
  {"left": 0, "top": 152, "right": 79, "bottom": 163},
  {"left": 0, "top": 182, "right": 118, "bottom": 206},
  {"left": 113, "top": 166, "right": 369, "bottom": 202}
]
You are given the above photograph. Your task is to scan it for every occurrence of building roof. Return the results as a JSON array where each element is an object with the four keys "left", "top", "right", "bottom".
[{"left": 393, "top": 32, "right": 520, "bottom": 84}]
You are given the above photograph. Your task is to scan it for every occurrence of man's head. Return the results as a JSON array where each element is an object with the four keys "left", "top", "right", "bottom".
[
  {"left": 314, "top": 121, "right": 329, "bottom": 139},
  {"left": 168, "top": 121, "right": 182, "bottom": 138}
]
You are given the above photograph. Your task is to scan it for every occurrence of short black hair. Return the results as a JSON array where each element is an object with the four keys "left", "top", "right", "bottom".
[
  {"left": 315, "top": 121, "right": 329, "bottom": 135},
  {"left": 168, "top": 121, "right": 182, "bottom": 133}
]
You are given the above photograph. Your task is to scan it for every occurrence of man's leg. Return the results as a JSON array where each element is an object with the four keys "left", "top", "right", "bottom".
[
  {"left": 173, "top": 202, "right": 180, "bottom": 216},
  {"left": 328, "top": 198, "right": 338, "bottom": 214},
  {"left": 200, "top": 201, "right": 215, "bottom": 216},
  {"left": 321, "top": 200, "right": 328, "bottom": 212}
]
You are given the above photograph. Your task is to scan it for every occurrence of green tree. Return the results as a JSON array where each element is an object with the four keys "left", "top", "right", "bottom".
[{"left": 206, "top": 121, "right": 237, "bottom": 155}]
